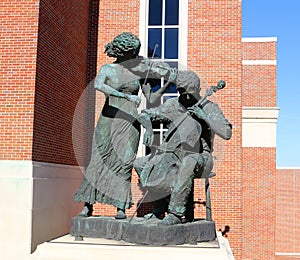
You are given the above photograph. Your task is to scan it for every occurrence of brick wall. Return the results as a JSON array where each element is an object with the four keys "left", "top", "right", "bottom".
[
  {"left": 275, "top": 168, "right": 300, "bottom": 259},
  {"left": 0, "top": 0, "right": 99, "bottom": 165},
  {"left": 243, "top": 41, "right": 277, "bottom": 60},
  {"left": 242, "top": 40, "right": 276, "bottom": 107},
  {"left": 32, "top": 0, "right": 96, "bottom": 165},
  {"left": 242, "top": 39, "right": 277, "bottom": 259},
  {"left": 242, "top": 64, "right": 277, "bottom": 107},
  {"left": 0, "top": 0, "right": 39, "bottom": 160},
  {"left": 188, "top": 1, "right": 243, "bottom": 258},
  {"left": 242, "top": 148, "right": 276, "bottom": 259}
]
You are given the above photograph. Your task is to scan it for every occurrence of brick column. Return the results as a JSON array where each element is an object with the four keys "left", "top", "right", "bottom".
[
  {"left": 242, "top": 37, "right": 278, "bottom": 259},
  {"left": 0, "top": 0, "right": 99, "bottom": 258}
]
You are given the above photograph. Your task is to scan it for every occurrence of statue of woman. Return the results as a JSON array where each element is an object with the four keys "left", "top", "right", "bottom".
[{"left": 74, "top": 32, "right": 175, "bottom": 219}]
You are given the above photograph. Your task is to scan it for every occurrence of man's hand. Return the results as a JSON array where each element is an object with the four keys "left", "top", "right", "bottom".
[
  {"left": 125, "top": 94, "right": 141, "bottom": 107},
  {"left": 187, "top": 106, "right": 207, "bottom": 120},
  {"left": 143, "top": 130, "right": 154, "bottom": 147}
]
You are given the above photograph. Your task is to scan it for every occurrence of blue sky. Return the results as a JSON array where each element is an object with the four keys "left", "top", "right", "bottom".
[{"left": 242, "top": 0, "right": 300, "bottom": 167}]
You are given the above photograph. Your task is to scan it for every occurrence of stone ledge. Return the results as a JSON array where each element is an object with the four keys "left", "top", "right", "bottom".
[
  {"left": 70, "top": 216, "right": 216, "bottom": 246},
  {"left": 29, "top": 233, "right": 235, "bottom": 260}
]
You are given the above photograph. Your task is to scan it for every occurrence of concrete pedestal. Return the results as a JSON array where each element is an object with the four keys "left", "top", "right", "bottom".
[{"left": 70, "top": 216, "right": 216, "bottom": 246}]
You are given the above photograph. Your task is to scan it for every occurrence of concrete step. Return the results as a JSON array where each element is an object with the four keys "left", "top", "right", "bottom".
[{"left": 29, "top": 232, "right": 234, "bottom": 260}]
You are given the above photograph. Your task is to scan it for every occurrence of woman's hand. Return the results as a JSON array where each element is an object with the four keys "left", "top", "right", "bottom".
[{"left": 125, "top": 94, "right": 141, "bottom": 107}]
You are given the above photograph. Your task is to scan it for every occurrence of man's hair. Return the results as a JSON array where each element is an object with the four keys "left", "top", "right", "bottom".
[
  {"left": 176, "top": 70, "right": 200, "bottom": 92},
  {"left": 104, "top": 32, "right": 141, "bottom": 58}
]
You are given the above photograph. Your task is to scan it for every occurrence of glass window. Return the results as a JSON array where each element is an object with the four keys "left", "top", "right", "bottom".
[
  {"left": 148, "top": 28, "right": 162, "bottom": 58},
  {"left": 166, "top": 61, "right": 178, "bottom": 68},
  {"left": 145, "top": 0, "right": 181, "bottom": 153},
  {"left": 164, "top": 83, "right": 177, "bottom": 93},
  {"left": 149, "top": 0, "right": 162, "bottom": 25},
  {"left": 165, "top": 0, "right": 179, "bottom": 25},
  {"left": 164, "top": 28, "right": 178, "bottom": 59}
]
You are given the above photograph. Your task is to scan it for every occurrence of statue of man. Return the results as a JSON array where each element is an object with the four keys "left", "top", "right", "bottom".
[{"left": 134, "top": 70, "right": 232, "bottom": 225}]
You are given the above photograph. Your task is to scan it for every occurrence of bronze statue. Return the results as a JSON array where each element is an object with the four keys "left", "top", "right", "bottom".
[
  {"left": 134, "top": 71, "right": 232, "bottom": 225},
  {"left": 74, "top": 32, "right": 176, "bottom": 219}
]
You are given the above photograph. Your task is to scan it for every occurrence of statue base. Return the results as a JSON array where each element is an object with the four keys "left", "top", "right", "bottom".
[{"left": 70, "top": 216, "right": 216, "bottom": 245}]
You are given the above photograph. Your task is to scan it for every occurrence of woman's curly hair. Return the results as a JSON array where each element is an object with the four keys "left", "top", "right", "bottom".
[
  {"left": 176, "top": 70, "right": 201, "bottom": 92},
  {"left": 104, "top": 32, "right": 141, "bottom": 58}
]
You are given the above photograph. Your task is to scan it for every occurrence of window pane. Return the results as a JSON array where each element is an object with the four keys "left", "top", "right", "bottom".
[
  {"left": 164, "top": 82, "right": 177, "bottom": 93},
  {"left": 165, "top": 0, "right": 179, "bottom": 25},
  {"left": 149, "top": 0, "right": 162, "bottom": 25},
  {"left": 164, "top": 28, "right": 178, "bottom": 59},
  {"left": 166, "top": 61, "right": 178, "bottom": 68},
  {"left": 151, "top": 122, "right": 161, "bottom": 129},
  {"left": 148, "top": 28, "right": 162, "bottom": 58}
]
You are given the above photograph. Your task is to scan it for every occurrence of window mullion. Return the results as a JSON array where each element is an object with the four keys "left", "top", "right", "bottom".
[{"left": 161, "top": 0, "right": 165, "bottom": 60}]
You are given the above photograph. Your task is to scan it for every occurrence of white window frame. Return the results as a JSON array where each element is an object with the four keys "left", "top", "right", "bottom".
[
  {"left": 139, "top": 0, "right": 188, "bottom": 67},
  {"left": 137, "top": 0, "right": 188, "bottom": 156}
]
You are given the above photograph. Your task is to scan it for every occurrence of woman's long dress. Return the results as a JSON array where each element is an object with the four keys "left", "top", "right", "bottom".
[{"left": 74, "top": 64, "right": 141, "bottom": 210}]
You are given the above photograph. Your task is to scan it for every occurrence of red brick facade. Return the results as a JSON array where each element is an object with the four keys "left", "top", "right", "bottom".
[
  {"left": 242, "top": 148, "right": 277, "bottom": 259},
  {"left": 0, "top": 0, "right": 39, "bottom": 160},
  {"left": 242, "top": 41, "right": 277, "bottom": 107},
  {"left": 32, "top": 0, "right": 95, "bottom": 165},
  {"left": 189, "top": 1, "right": 243, "bottom": 259},
  {"left": 275, "top": 168, "right": 300, "bottom": 260},
  {"left": 0, "top": 0, "right": 98, "bottom": 165}
]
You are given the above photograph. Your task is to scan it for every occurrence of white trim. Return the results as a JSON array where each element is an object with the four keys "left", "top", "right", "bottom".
[
  {"left": 242, "top": 107, "right": 280, "bottom": 120},
  {"left": 242, "top": 60, "right": 277, "bottom": 65},
  {"left": 178, "top": 0, "right": 188, "bottom": 69},
  {"left": 242, "top": 107, "right": 279, "bottom": 148},
  {"left": 0, "top": 160, "right": 33, "bottom": 178},
  {"left": 32, "top": 161, "right": 84, "bottom": 179},
  {"left": 242, "top": 37, "right": 277, "bottom": 42},
  {"left": 277, "top": 167, "right": 300, "bottom": 170},
  {"left": 139, "top": 0, "right": 147, "bottom": 57},
  {"left": 243, "top": 106, "right": 280, "bottom": 110},
  {"left": 0, "top": 160, "right": 84, "bottom": 178},
  {"left": 161, "top": 0, "right": 166, "bottom": 59},
  {"left": 275, "top": 252, "right": 300, "bottom": 256},
  {"left": 138, "top": 0, "right": 149, "bottom": 157},
  {"left": 0, "top": 160, "right": 33, "bottom": 166}
]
